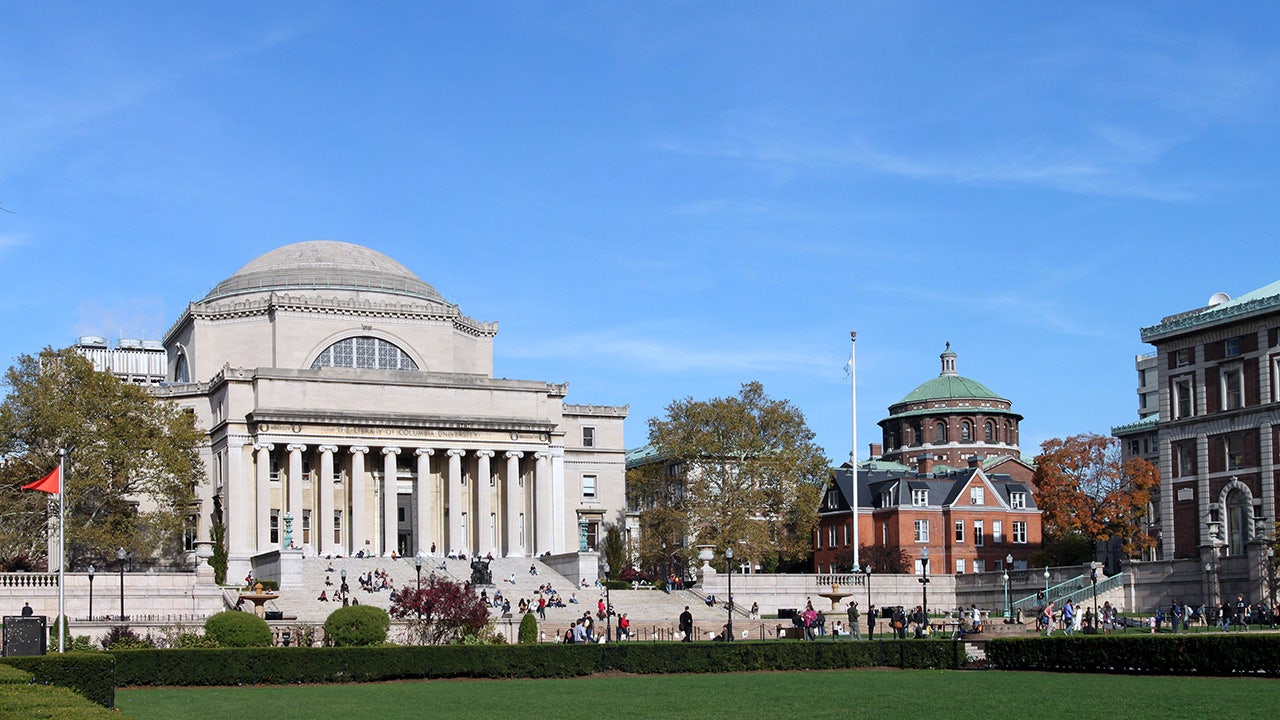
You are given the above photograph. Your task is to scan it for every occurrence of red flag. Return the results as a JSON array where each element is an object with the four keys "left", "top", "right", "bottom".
[{"left": 21, "top": 466, "right": 60, "bottom": 494}]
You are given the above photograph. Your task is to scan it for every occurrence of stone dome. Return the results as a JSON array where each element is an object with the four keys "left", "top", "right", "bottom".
[{"left": 203, "top": 241, "right": 445, "bottom": 304}]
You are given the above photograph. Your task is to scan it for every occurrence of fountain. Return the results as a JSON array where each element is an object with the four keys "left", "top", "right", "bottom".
[{"left": 817, "top": 582, "right": 853, "bottom": 611}]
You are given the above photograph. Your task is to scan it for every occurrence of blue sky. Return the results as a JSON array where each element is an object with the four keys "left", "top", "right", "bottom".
[{"left": 3, "top": 2, "right": 1279, "bottom": 462}]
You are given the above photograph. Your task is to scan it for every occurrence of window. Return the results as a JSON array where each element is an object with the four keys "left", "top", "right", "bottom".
[
  {"left": 1010, "top": 492, "right": 1026, "bottom": 509},
  {"left": 955, "top": 558, "right": 966, "bottom": 574},
  {"left": 880, "top": 490, "right": 893, "bottom": 508},
  {"left": 183, "top": 514, "right": 198, "bottom": 552},
  {"left": 1175, "top": 442, "right": 1196, "bottom": 477},
  {"left": 828, "top": 526, "right": 837, "bottom": 548},
  {"left": 955, "top": 520, "right": 965, "bottom": 543},
  {"left": 973, "top": 559, "right": 986, "bottom": 574},
  {"left": 302, "top": 509, "right": 312, "bottom": 544},
  {"left": 912, "top": 488, "right": 929, "bottom": 506},
  {"left": 582, "top": 474, "right": 597, "bottom": 498},
  {"left": 1173, "top": 377, "right": 1194, "bottom": 418},
  {"left": 1226, "top": 434, "right": 1246, "bottom": 470},
  {"left": 984, "top": 422, "right": 994, "bottom": 443},
  {"left": 1013, "top": 521, "right": 1027, "bottom": 544},
  {"left": 815, "top": 528, "right": 822, "bottom": 550},
  {"left": 974, "top": 520, "right": 984, "bottom": 546},
  {"left": 1222, "top": 367, "right": 1244, "bottom": 410},
  {"left": 1224, "top": 337, "right": 1240, "bottom": 357},
  {"left": 842, "top": 523, "right": 849, "bottom": 546},
  {"left": 882, "top": 522, "right": 889, "bottom": 544},
  {"left": 269, "top": 455, "right": 282, "bottom": 482},
  {"left": 970, "top": 487, "right": 985, "bottom": 505},
  {"left": 993, "top": 520, "right": 1003, "bottom": 544},
  {"left": 912, "top": 422, "right": 923, "bottom": 446},
  {"left": 961, "top": 421, "right": 972, "bottom": 442},
  {"left": 913, "top": 520, "right": 930, "bottom": 543},
  {"left": 310, "top": 336, "right": 419, "bottom": 371},
  {"left": 1226, "top": 489, "right": 1251, "bottom": 556},
  {"left": 334, "top": 510, "right": 343, "bottom": 545},
  {"left": 1175, "top": 348, "right": 1193, "bottom": 367},
  {"left": 270, "top": 509, "right": 280, "bottom": 544},
  {"left": 582, "top": 427, "right": 595, "bottom": 448},
  {"left": 934, "top": 422, "right": 947, "bottom": 444}
]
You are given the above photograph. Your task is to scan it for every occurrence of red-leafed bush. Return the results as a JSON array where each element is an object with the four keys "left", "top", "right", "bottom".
[{"left": 390, "top": 575, "right": 490, "bottom": 645}]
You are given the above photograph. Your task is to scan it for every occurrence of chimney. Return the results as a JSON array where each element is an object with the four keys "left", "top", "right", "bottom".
[
  {"left": 869, "top": 443, "right": 883, "bottom": 460},
  {"left": 917, "top": 453, "right": 934, "bottom": 475},
  {"left": 967, "top": 455, "right": 982, "bottom": 468}
]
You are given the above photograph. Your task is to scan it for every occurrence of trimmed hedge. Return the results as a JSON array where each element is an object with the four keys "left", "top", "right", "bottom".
[
  {"left": 112, "top": 640, "right": 962, "bottom": 687},
  {"left": 518, "top": 612, "right": 538, "bottom": 644},
  {"left": 324, "top": 604, "right": 390, "bottom": 646},
  {"left": 0, "top": 664, "right": 32, "bottom": 684},
  {"left": 205, "top": 610, "right": 272, "bottom": 647},
  {"left": 0, "top": 683, "right": 120, "bottom": 719},
  {"left": 0, "top": 652, "right": 116, "bottom": 708},
  {"left": 987, "top": 634, "right": 1280, "bottom": 676}
]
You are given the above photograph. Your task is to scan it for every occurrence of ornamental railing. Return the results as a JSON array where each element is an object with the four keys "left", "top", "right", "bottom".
[{"left": 0, "top": 573, "right": 59, "bottom": 588}]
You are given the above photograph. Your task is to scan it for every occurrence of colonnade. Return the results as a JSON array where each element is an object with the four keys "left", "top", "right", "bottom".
[{"left": 234, "top": 442, "right": 558, "bottom": 559}]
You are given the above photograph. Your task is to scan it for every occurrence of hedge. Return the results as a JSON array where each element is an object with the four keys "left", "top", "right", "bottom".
[
  {"left": 0, "top": 652, "right": 116, "bottom": 708},
  {"left": 0, "top": 683, "right": 120, "bottom": 719},
  {"left": 205, "top": 610, "right": 272, "bottom": 647},
  {"left": 987, "top": 634, "right": 1280, "bottom": 676},
  {"left": 112, "top": 639, "right": 963, "bottom": 687}
]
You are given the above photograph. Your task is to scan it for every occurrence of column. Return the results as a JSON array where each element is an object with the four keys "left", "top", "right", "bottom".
[
  {"left": 254, "top": 443, "right": 273, "bottom": 552},
  {"left": 447, "top": 449, "right": 466, "bottom": 555},
  {"left": 475, "top": 450, "right": 495, "bottom": 557},
  {"left": 227, "top": 443, "right": 249, "bottom": 558},
  {"left": 350, "top": 446, "right": 369, "bottom": 555},
  {"left": 415, "top": 449, "right": 435, "bottom": 556},
  {"left": 504, "top": 451, "right": 524, "bottom": 557},
  {"left": 318, "top": 445, "right": 338, "bottom": 556},
  {"left": 534, "top": 451, "right": 552, "bottom": 555},
  {"left": 1197, "top": 432, "right": 1210, "bottom": 547},
  {"left": 287, "top": 444, "right": 307, "bottom": 549},
  {"left": 1261, "top": 423, "right": 1274, "bottom": 532},
  {"left": 382, "top": 447, "right": 401, "bottom": 556}
]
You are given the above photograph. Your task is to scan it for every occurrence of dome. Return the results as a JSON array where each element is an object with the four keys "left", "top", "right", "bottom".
[
  {"left": 896, "top": 343, "right": 1006, "bottom": 404},
  {"left": 202, "top": 241, "right": 445, "bottom": 304}
]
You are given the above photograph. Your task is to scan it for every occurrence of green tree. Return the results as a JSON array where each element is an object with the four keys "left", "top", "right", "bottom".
[
  {"left": 0, "top": 347, "right": 204, "bottom": 570},
  {"left": 209, "top": 520, "right": 228, "bottom": 585},
  {"left": 1032, "top": 433, "right": 1160, "bottom": 559},
  {"left": 602, "top": 521, "right": 626, "bottom": 579},
  {"left": 518, "top": 612, "right": 538, "bottom": 644},
  {"left": 204, "top": 611, "right": 272, "bottom": 647},
  {"left": 632, "top": 381, "right": 827, "bottom": 572},
  {"left": 325, "top": 604, "right": 391, "bottom": 646}
]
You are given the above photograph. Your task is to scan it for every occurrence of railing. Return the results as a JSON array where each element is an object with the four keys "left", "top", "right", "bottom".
[
  {"left": 1012, "top": 572, "right": 1125, "bottom": 614},
  {"left": 814, "top": 574, "right": 868, "bottom": 588},
  {"left": 0, "top": 573, "right": 59, "bottom": 588}
]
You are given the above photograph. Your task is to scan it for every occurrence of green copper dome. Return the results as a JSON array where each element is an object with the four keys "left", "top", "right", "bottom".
[{"left": 896, "top": 343, "right": 1007, "bottom": 404}]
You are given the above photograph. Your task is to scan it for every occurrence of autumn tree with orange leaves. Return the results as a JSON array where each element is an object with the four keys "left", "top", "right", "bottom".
[{"left": 1033, "top": 433, "right": 1160, "bottom": 559}]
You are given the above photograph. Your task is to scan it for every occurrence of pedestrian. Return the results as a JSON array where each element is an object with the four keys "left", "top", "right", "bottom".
[
  {"left": 680, "top": 605, "right": 694, "bottom": 641},
  {"left": 848, "top": 601, "right": 862, "bottom": 640},
  {"left": 21, "top": 602, "right": 33, "bottom": 617},
  {"left": 867, "top": 604, "right": 876, "bottom": 640}
]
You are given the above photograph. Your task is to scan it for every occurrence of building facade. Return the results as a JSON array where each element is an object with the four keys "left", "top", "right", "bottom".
[
  {"left": 150, "top": 241, "right": 626, "bottom": 577},
  {"left": 1122, "top": 282, "right": 1280, "bottom": 563}
]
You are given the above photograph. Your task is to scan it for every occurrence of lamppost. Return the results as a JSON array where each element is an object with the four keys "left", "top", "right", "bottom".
[
  {"left": 87, "top": 565, "right": 95, "bottom": 621},
  {"left": 340, "top": 568, "right": 349, "bottom": 606},
  {"left": 661, "top": 541, "right": 669, "bottom": 591},
  {"left": 1004, "top": 553, "right": 1013, "bottom": 618},
  {"left": 1267, "top": 547, "right": 1277, "bottom": 606},
  {"left": 116, "top": 547, "right": 127, "bottom": 622},
  {"left": 1090, "top": 561, "right": 1100, "bottom": 623},
  {"left": 603, "top": 560, "right": 613, "bottom": 642},
  {"left": 1044, "top": 566, "right": 1051, "bottom": 599},
  {"left": 414, "top": 553, "right": 424, "bottom": 622},
  {"left": 863, "top": 564, "right": 872, "bottom": 611},
  {"left": 918, "top": 547, "right": 930, "bottom": 630},
  {"left": 725, "top": 547, "right": 734, "bottom": 642}
]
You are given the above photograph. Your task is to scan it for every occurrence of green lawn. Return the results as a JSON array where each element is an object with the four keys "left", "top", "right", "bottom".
[{"left": 117, "top": 669, "right": 1279, "bottom": 720}]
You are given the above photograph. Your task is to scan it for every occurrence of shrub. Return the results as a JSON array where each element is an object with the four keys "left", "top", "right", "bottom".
[
  {"left": 324, "top": 605, "right": 390, "bottom": 647},
  {"left": 389, "top": 575, "right": 489, "bottom": 645},
  {"left": 987, "top": 634, "right": 1280, "bottom": 676},
  {"left": 0, "top": 652, "right": 116, "bottom": 708},
  {"left": 204, "top": 611, "right": 272, "bottom": 648},
  {"left": 172, "top": 632, "right": 220, "bottom": 649},
  {"left": 49, "top": 615, "right": 71, "bottom": 650},
  {"left": 518, "top": 612, "right": 539, "bottom": 644},
  {"left": 100, "top": 625, "right": 156, "bottom": 650}
]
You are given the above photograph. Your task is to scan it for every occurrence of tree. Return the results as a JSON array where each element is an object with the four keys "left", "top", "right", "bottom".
[
  {"left": 846, "top": 544, "right": 909, "bottom": 574},
  {"left": 601, "top": 521, "right": 627, "bottom": 579},
  {"left": 0, "top": 348, "right": 204, "bottom": 570},
  {"left": 630, "top": 381, "right": 828, "bottom": 573},
  {"left": 389, "top": 574, "right": 490, "bottom": 645},
  {"left": 1032, "top": 433, "right": 1160, "bottom": 559}
]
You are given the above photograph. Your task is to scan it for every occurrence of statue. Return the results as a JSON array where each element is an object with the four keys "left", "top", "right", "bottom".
[{"left": 470, "top": 557, "right": 493, "bottom": 586}]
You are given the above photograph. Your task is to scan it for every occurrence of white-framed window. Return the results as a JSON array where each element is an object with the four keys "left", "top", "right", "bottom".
[
  {"left": 334, "top": 510, "right": 343, "bottom": 545},
  {"left": 269, "top": 455, "right": 282, "bottom": 483},
  {"left": 815, "top": 528, "right": 822, "bottom": 550},
  {"left": 310, "top": 336, "right": 418, "bottom": 370},
  {"left": 270, "top": 509, "right": 280, "bottom": 544},
  {"left": 1226, "top": 434, "right": 1246, "bottom": 470},
  {"left": 302, "top": 509, "right": 312, "bottom": 544},
  {"left": 954, "top": 520, "right": 965, "bottom": 543},
  {"left": 882, "top": 522, "right": 889, "bottom": 544},
  {"left": 1010, "top": 492, "right": 1027, "bottom": 509},
  {"left": 973, "top": 559, "right": 986, "bottom": 574},
  {"left": 993, "top": 520, "right": 1004, "bottom": 544},
  {"left": 582, "top": 474, "right": 597, "bottom": 498},
  {"left": 828, "top": 525, "right": 837, "bottom": 548},
  {"left": 974, "top": 520, "right": 985, "bottom": 546},
  {"left": 955, "top": 558, "right": 965, "bottom": 574},
  {"left": 881, "top": 490, "right": 893, "bottom": 508},
  {"left": 582, "top": 426, "right": 596, "bottom": 448},
  {"left": 1013, "top": 521, "right": 1027, "bottom": 544},
  {"left": 183, "top": 513, "right": 198, "bottom": 552},
  {"left": 842, "top": 523, "right": 849, "bottom": 546},
  {"left": 911, "top": 488, "right": 929, "bottom": 506},
  {"left": 1173, "top": 377, "right": 1195, "bottom": 418},
  {"left": 970, "top": 487, "right": 985, "bottom": 505},
  {"left": 1222, "top": 366, "right": 1244, "bottom": 410},
  {"left": 913, "top": 520, "right": 930, "bottom": 543}
]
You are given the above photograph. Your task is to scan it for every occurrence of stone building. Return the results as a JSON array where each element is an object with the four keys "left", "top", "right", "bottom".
[{"left": 152, "top": 241, "right": 627, "bottom": 579}]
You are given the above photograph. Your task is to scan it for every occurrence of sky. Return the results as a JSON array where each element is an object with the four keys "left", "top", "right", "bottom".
[{"left": 2, "top": 2, "right": 1279, "bottom": 463}]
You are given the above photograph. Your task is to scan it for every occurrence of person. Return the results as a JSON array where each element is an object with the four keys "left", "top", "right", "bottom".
[
  {"left": 970, "top": 604, "right": 983, "bottom": 634},
  {"left": 704, "top": 594, "right": 716, "bottom": 607},
  {"left": 680, "top": 606, "right": 694, "bottom": 642},
  {"left": 802, "top": 606, "right": 817, "bottom": 641},
  {"left": 529, "top": 563, "right": 539, "bottom": 576},
  {"left": 867, "top": 604, "right": 876, "bottom": 640},
  {"left": 848, "top": 601, "right": 861, "bottom": 640},
  {"left": 892, "top": 606, "right": 907, "bottom": 640},
  {"left": 573, "top": 619, "right": 588, "bottom": 644},
  {"left": 430, "top": 541, "right": 437, "bottom": 556},
  {"left": 815, "top": 609, "right": 826, "bottom": 638},
  {"left": 564, "top": 626, "right": 575, "bottom": 644},
  {"left": 21, "top": 602, "right": 33, "bottom": 616},
  {"left": 598, "top": 597, "right": 606, "bottom": 619},
  {"left": 570, "top": 592, "right": 579, "bottom": 604},
  {"left": 317, "top": 590, "right": 328, "bottom": 602},
  {"left": 619, "top": 613, "right": 631, "bottom": 640},
  {"left": 1042, "top": 602, "right": 1055, "bottom": 636},
  {"left": 1062, "top": 600, "right": 1075, "bottom": 636},
  {"left": 1235, "top": 595, "right": 1248, "bottom": 631},
  {"left": 750, "top": 601, "right": 760, "bottom": 620},
  {"left": 537, "top": 595, "right": 547, "bottom": 620}
]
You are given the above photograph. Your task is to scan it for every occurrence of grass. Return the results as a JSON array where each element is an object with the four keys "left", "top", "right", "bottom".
[{"left": 117, "top": 669, "right": 1280, "bottom": 720}]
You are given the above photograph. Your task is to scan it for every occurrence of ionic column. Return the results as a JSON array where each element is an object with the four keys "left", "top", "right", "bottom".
[
  {"left": 287, "top": 444, "right": 307, "bottom": 548},
  {"left": 504, "top": 451, "right": 524, "bottom": 557},
  {"left": 254, "top": 443, "right": 274, "bottom": 552},
  {"left": 382, "top": 447, "right": 401, "bottom": 556},
  {"left": 447, "top": 449, "right": 466, "bottom": 555},
  {"left": 535, "top": 451, "right": 552, "bottom": 555},
  {"left": 318, "top": 445, "right": 338, "bottom": 556},
  {"left": 415, "top": 449, "right": 435, "bottom": 556},
  {"left": 475, "top": 450, "right": 495, "bottom": 557},
  {"left": 350, "top": 446, "right": 369, "bottom": 555},
  {"left": 227, "top": 442, "right": 249, "bottom": 558}
]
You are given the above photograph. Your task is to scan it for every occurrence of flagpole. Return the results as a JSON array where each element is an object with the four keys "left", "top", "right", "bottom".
[
  {"left": 849, "top": 330, "right": 859, "bottom": 572},
  {"left": 57, "top": 448, "right": 66, "bottom": 654}
]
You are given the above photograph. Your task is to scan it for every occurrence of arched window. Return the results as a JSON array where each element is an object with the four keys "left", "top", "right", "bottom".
[
  {"left": 912, "top": 422, "right": 923, "bottom": 446},
  {"left": 934, "top": 422, "right": 947, "bottom": 444},
  {"left": 1226, "top": 489, "right": 1251, "bottom": 556},
  {"left": 174, "top": 352, "right": 190, "bottom": 383},
  {"left": 311, "top": 336, "right": 419, "bottom": 371},
  {"left": 960, "top": 421, "right": 972, "bottom": 442},
  {"left": 984, "top": 422, "right": 994, "bottom": 443},
  {"left": 1004, "top": 421, "right": 1015, "bottom": 445}
]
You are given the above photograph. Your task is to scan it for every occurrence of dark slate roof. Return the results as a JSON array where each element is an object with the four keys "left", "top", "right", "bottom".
[{"left": 821, "top": 465, "right": 1038, "bottom": 512}]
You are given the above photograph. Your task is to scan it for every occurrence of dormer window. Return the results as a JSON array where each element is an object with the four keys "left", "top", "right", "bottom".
[
  {"left": 911, "top": 488, "right": 929, "bottom": 506},
  {"left": 1010, "top": 492, "right": 1026, "bottom": 509}
]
